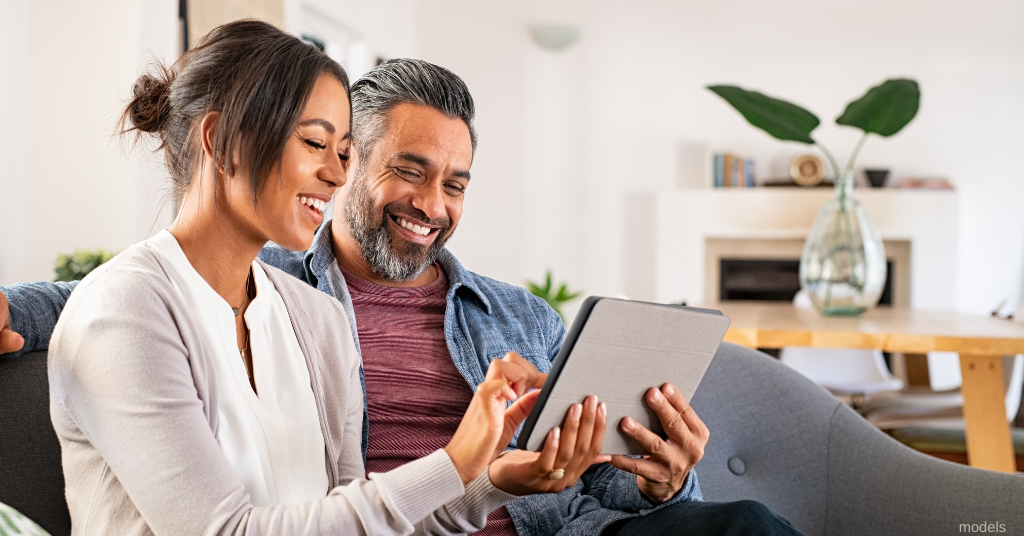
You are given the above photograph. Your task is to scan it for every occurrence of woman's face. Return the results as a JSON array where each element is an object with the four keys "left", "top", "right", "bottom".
[{"left": 228, "top": 73, "right": 351, "bottom": 251}]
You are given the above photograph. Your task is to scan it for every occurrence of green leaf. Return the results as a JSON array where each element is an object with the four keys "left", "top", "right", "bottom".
[
  {"left": 707, "top": 85, "right": 820, "bottom": 144},
  {"left": 836, "top": 78, "right": 920, "bottom": 137}
]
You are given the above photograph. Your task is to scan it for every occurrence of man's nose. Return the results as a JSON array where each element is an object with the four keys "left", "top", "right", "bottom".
[{"left": 410, "top": 183, "right": 446, "bottom": 221}]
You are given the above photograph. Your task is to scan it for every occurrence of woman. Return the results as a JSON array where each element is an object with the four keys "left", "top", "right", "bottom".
[{"left": 48, "top": 20, "right": 603, "bottom": 535}]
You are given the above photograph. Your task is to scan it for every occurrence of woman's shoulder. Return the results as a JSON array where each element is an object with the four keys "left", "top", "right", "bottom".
[{"left": 67, "top": 243, "right": 177, "bottom": 307}]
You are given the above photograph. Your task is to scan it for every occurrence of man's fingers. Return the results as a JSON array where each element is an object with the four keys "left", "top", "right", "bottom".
[
  {"left": 659, "top": 384, "right": 707, "bottom": 438},
  {"left": 609, "top": 455, "right": 670, "bottom": 482},
  {"left": 619, "top": 416, "right": 670, "bottom": 460},
  {"left": 646, "top": 386, "right": 702, "bottom": 445},
  {"left": 0, "top": 330, "right": 24, "bottom": 354},
  {"left": 0, "top": 291, "right": 21, "bottom": 354}
]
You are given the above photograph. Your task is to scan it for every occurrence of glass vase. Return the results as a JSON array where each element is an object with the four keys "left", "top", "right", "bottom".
[{"left": 799, "top": 171, "right": 887, "bottom": 316}]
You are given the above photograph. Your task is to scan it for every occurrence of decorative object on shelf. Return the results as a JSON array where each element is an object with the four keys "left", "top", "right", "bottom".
[
  {"left": 526, "top": 269, "right": 581, "bottom": 321},
  {"left": 54, "top": 248, "right": 117, "bottom": 282},
  {"left": 895, "top": 177, "right": 954, "bottom": 190},
  {"left": 790, "top": 154, "right": 826, "bottom": 187},
  {"left": 864, "top": 168, "right": 890, "bottom": 188},
  {"left": 528, "top": 24, "right": 581, "bottom": 51},
  {"left": 707, "top": 78, "right": 921, "bottom": 315}
]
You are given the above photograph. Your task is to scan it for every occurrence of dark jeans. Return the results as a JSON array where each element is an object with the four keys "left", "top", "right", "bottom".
[{"left": 602, "top": 500, "right": 803, "bottom": 536}]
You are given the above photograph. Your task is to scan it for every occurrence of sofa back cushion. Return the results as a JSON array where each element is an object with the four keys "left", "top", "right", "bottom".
[
  {"left": 0, "top": 351, "right": 71, "bottom": 535},
  {"left": 691, "top": 343, "right": 841, "bottom": 536}
]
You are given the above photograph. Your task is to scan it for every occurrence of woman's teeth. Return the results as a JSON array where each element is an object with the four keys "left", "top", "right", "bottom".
[
  {"left": 298, "top": 196, "right": 327, "bottom": 213},
  {"left": 398, "top": 217, "right": 431, "bottom": 236}
]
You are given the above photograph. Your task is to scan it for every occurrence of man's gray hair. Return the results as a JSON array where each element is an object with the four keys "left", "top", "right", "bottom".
[{"left": 350, "top": 58, "right": 477, "bottom": 165}]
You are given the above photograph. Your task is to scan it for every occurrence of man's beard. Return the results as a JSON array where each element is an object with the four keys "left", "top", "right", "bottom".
[{"left": 344, "top": 175, "right": 454, "bottom": 282}]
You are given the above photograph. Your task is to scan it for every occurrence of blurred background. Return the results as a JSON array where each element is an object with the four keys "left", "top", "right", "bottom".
[{"left": 1, "top": 0, "right": 1022, "bottom": 317}]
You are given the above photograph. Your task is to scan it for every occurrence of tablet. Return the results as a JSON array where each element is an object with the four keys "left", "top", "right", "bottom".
[{"left": 516, "top": 297, "right": 731, "bottom": 455}]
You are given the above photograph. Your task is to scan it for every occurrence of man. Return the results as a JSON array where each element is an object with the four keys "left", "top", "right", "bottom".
[{"left": 0, "top": 59, "right": 798, "bottom": 536}]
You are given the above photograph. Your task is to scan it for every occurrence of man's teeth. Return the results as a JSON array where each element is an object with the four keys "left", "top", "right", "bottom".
[
  {"left": 399, "top": 217, "right": 431, "bottom": 236},
  {"left": 298, "top": 196, "right": 327, "bottom": 213}
]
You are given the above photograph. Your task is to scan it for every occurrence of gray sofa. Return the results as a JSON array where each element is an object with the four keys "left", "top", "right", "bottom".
[
  {"left": 692, "top": 343, "right": 1024, "bottom": 535},
  {"left": 2, "top": 344, "right": 1023, "bottom": 536}
]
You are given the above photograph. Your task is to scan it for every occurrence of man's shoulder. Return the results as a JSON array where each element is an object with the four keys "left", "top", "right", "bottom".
[
  {"left": 257, "top": 243, "right": 309, "bottom": 282},
  {"left": 458, "top": 267, "right": 553, "bottom": 317}
]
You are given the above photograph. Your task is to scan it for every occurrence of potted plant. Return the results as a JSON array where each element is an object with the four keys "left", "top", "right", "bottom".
[
  {"left": 54, "top": 248, "right": 117, "bottom": 282},
  {"left": 526, "top": 270, "right": 581, "bottom": 322},
  {"left": 708, "top": 79, "right": 920, "bottom": 315}
]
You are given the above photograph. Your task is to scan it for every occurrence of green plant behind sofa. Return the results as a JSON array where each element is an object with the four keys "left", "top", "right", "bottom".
[{"left": 54, "top": 249, "right": 117, "bottom": 282}]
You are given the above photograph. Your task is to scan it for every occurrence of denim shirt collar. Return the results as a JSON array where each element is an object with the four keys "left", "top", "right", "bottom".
[{"left": 304, "top": 219, "right": 493, "bottom": 316}]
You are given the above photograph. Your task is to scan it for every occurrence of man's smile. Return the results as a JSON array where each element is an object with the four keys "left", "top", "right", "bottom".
[{"left": 388, "top": 213, "right": 441, "bottom": 244}]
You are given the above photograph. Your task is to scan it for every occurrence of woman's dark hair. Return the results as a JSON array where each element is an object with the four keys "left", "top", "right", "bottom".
[{"left": 121, "top": 19, "right": 350, "bottom": 202}]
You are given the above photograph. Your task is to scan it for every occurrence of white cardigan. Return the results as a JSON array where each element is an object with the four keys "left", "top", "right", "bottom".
[{"left": 48, "top": 240, "right": 514, "bottom": 535}]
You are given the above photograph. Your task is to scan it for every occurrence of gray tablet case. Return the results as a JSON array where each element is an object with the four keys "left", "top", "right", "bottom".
[{"left": 517, "top": 297, "right": 731, "bottom": 455}]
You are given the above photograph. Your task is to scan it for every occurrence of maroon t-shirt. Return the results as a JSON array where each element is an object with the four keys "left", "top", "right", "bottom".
[{"left": 344, "top": 264, "right": 517, "bottom": 536}]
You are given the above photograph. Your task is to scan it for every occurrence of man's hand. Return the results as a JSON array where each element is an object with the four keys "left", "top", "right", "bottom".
[
  {"left": 488, "top": 395, "right": 610, "bottom": 496},
  {"left": 0, "top": 291, "right": 24, "bottom": 354},
  {"left": 609, "top": 383, "right": 709, "bottom": 504}
]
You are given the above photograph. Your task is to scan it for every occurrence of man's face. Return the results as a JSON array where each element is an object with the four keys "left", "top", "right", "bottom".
[{"left": 343, "top": 103, "right": 473, "bottom": 281}]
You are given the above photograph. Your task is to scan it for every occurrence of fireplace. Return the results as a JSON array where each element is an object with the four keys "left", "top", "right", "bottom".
[{"left": 704, "top": 238, "right": 910, "bottom": 306}]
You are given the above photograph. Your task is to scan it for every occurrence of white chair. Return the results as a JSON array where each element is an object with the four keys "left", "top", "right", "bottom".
[
  {"left": 779, "top": 346, "right": 904, "bottom": 408},
  {"left": 864, "top": 354, "right": 1024, "bottom": 430}
]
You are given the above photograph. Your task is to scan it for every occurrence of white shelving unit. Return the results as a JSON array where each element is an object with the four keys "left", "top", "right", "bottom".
[{"left": 623, "top": 188, "right": 959, "bottom": 309}]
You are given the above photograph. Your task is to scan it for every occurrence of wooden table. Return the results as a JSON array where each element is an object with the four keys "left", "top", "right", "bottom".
[{"left": 707, "top": 301, "right": 1024, "bottom": 473}]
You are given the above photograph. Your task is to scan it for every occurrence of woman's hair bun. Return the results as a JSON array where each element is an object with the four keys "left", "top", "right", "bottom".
[{"left": 124, "top": 67, "right": 173, "bottom": 134}]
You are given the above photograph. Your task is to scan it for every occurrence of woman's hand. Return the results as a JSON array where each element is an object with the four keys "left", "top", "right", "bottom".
[
  {"left": 488, "top": 395, "right": 610, "bottom": 496},
  {"left": 444, "top": 352, "right": 547, "bottom": 485}
]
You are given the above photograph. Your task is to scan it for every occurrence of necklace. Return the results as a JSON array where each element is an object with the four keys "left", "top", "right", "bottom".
[{"left": 232, "top": 269, "right": 255, "bottom": 317}]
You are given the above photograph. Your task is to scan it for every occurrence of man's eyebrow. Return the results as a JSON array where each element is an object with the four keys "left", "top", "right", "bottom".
[{"left": 393, "top": 152, "right": 471, "bottom": 180}]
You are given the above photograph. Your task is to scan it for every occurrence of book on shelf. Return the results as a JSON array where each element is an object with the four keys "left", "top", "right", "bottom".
[
  {"left": 723, "top": 153, "right": 733, "bottom": 187},
  {"left": 711, "top": 152, "right": 757, "bottom": 188},
  {"left": 735, "top": 156, "right": 744, "bottom": 187},
  {"left": 713, "top": 153, "right": 724, "bottom": 188}
]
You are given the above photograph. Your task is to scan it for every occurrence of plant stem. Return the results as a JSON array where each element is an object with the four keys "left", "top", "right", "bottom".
[
  {"left": 845, "top": 133, "right": 870, "bottom": 173},
  {"left": 814, "top": 142, "right": 842, "bottom": 182}
]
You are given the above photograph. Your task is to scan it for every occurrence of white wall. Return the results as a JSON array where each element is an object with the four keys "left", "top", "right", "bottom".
[
  {"left": 5, "top": 0, "right": 1023, "bottom": 317},
  {"left": 0, "top": 0, "right": 179, "bottom": 285},
  {"left": 0, "top": 0, "right": 413, "bottom": 286},
  {"left": 416, "top": 0, "right": 1024, "bottom": 314}
]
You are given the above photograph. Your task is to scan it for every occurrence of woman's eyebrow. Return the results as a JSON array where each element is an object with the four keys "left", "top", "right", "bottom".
[{"left": 298, "top": 118, "right": 335, "bottom": 134}]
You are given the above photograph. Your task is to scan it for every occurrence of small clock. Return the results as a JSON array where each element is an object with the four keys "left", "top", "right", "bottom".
[{"left": 790, "top": 154, "right": 825, "bottom": 187}]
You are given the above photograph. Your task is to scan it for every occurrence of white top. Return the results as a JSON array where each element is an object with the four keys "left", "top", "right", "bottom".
[{"left": 147, "top": 230, "right": 329, "bottom": 506}]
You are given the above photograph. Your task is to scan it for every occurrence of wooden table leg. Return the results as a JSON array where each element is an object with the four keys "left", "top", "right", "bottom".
[{"left": 959, "top": 354, "right": 1016, "bottom": 473}]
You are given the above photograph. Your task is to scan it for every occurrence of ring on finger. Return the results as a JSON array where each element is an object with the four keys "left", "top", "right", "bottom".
[{"left": 547, "top": 469, "right": 565, "bottom": 480}]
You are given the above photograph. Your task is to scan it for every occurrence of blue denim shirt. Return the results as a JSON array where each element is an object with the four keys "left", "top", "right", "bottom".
[{"left": 2, "top": 221, "right": 701, "bottom": 536}]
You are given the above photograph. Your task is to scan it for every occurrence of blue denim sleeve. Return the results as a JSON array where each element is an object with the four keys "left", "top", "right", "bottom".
[
  {"left": 0, "top": 281, "right": 78, "bottom": 358},
  {"left": 581, "top": 463, "right": 702, "bottom": 513}
]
